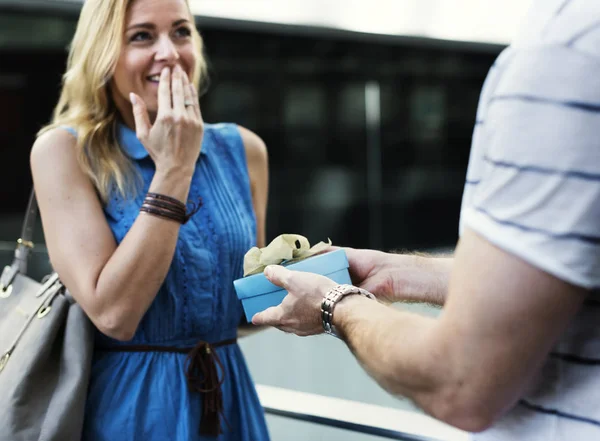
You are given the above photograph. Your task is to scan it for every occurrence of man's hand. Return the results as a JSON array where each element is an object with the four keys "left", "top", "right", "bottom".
[
  {"left": 251, "top": 265, "right": 337, "bottom": 336},
  {"left": 344, "top": 247, "right": 452, "bottom": 306},
  {"left": 343, "top": 248, "right": 400, "bottom": 304}
]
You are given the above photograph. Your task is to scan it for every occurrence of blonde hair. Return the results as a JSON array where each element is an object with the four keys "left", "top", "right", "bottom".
[{"left": 39, "top": 0, "right": 208, "bottom": 202}]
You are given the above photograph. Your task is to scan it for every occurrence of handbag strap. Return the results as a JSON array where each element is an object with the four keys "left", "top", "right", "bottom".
[{"left": 0, "top": 189, "right": 38, "bottom": 290}]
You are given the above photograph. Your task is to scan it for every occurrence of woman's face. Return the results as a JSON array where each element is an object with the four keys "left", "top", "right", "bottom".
[{"left": 111, "top": 0, "right": 197, "bottom": 123}]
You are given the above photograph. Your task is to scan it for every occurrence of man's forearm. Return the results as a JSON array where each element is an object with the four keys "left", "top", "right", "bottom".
[
  {"left": 333, "top": 295, "right": 451, "bottom": 415},
  {"left": 389, "top": 253, "right": 453, "bottom": 306}
]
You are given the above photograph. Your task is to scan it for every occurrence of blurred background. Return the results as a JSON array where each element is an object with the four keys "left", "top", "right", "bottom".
[{"left": 0, "top": 0, "right": 532, "bottom": 439}]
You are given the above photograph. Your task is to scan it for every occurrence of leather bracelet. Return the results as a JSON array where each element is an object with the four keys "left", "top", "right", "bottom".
[
  {"left": 140, "top": 206, "right": 186, "bottom": 224},
  {"left": 141, "top": 202, "right": 185, "bottom": 218},
  {"left": 321, "top": 284, "right": 375, "bottom": 338},
  {"left": 146, "top": 192, "right": 186, "bottom": 210},
  {"left": 143, "top": 197, "right": 186, "bottom": 216},
  {"left": 141, "top": 193, "right": 203, "bottom": 224}
]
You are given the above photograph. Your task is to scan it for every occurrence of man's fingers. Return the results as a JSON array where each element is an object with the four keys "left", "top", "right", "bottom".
[
  {"left": 341, "top": 246, "right": 360, "bottom": 264},
  {"left": 252, "top": 305, "right": 284, "bottom": 326},
  {"left": 130, "top": 93, "right": 150, "bottom": 140},
  {"left": 264, "top": 265, "right": 293, "bottom": 290}
]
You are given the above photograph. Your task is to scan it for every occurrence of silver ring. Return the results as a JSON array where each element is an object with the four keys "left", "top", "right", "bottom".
[{"left": 184, "top": 100, "right": 195, "bottom": 107}]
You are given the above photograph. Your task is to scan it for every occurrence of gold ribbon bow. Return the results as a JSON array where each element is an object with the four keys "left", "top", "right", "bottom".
[{"left": 243, "top": 234, "right": 332, "bottom": 277}]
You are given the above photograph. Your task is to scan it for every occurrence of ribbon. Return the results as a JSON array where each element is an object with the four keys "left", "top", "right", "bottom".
[{"left": 243, "top": 234, "right": 332, "bottom": 277}]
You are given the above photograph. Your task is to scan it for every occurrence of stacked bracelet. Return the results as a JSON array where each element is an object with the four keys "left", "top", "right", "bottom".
[{"left": 140, "top": 192, "right": 202, "bottom": 224}]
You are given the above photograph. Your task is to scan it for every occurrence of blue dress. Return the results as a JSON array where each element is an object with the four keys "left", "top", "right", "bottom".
[{"left": 81, "top": 123, "right": 270, "bottom": 441}]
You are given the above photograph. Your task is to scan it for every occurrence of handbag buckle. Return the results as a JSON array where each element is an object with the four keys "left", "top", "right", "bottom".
[
  {"left": 0, "top": 265, "right": 18, "bottom": 296},
  {"left": 37, "top": 306, "right": 52, "bottom": 319},
  {"left": 0, "top": 283, "right": 12, "bottom": 299},
  {"left": 0, "top": 352, "right": 10, "bottom": 373},
  {"left": 16, "top": 238, "right": 34, "bottom": 249}
]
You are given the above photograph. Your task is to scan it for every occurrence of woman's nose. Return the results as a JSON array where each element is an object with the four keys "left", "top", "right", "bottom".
[{"left": 154, "top": 35, "right": 180, "bottom": 63}]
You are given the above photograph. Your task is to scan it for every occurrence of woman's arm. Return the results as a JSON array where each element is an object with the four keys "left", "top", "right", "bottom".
[
  {"left": 32, "top": 66, "right": 203, "bottom": 341},
  {"left": 32, "top": 129, "right": 190, "bottom": 341}
]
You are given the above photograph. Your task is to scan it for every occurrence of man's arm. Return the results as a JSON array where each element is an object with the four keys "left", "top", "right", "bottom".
[
  {"left": 344, "top": 248, "right": 453, "bottom": 306},
  {"left": 254, "top": 229, "right": 586, "bottom": 431},
  {"left": 334, "top": 229, "right": 586, "bottom": 431}
]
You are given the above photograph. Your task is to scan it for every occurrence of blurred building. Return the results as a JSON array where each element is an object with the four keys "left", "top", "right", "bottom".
[
  {"left": 0, "top": 2, "right": 533, "bottom": 440},
  {"left": 0, "top": 1, "right": 535, "bottom": 268}
]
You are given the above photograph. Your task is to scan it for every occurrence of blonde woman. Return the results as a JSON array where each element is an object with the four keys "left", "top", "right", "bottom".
[{"left": 30, "top": 0, "right": 270, "bottom": 439}]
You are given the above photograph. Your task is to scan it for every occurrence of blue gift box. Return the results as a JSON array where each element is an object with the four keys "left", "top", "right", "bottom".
[{"left": 234, "top": 249, "right": 352, "bottom": 322}]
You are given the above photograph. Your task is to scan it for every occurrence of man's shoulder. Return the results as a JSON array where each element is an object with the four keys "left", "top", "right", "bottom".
[{"left": 515, "top": 0, "right": 600, "bottom": 60}]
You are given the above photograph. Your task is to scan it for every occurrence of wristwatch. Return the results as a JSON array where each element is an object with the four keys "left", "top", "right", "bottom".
[{"left": 321, "top": 284, "right": 375, "bottom": 338}]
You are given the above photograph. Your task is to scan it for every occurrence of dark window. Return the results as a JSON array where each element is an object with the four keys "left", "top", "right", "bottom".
[{"left": 0, "top": 8, "right": 500, "bottom": 278}]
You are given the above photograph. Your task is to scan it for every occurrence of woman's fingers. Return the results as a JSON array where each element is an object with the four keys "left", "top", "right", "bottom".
[
  {"left": 138, "top": 64, "right": 205, "bottom": 171},
  {"left": 189, "top": 83, "right": 202, "bottom": 121},
  {"left": 181, "top": 71, "right": 193, "bottom": 116},
  {"left": 171, "top": 65, "right": 185, "bottom": 117},
  {"left": 156, "top": 67, "right": 172, "bottom": 118},
  {"left": 130, "top": 93, "right": 151, "bottom": 141},
  {"left": 181, "top": 73, "right": 199, "bottom": 119}
]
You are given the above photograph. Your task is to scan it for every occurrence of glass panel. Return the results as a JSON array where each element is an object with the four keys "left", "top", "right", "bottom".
[
  {"left": 0, "top": 8, "right": 499, "bottom": 264},
  {"left": 336, "top": 82, "right": 368, "bottom": 166},
  {"left": 204, "top": 80, "right": 260, "bottom": 129},
  {"left": 282, "top": 83, "right": 328, "bottom": 164},
  {"left": 284, "top": 85, "right": 326, "bottom": 129},
  {"left": 0, "top": 15, "right": 74, "bottom": 49},
  {"left": 338, "top": 82, "right": 365, "bottom": 127},
  {"left": 409, "top": 83, "right": 447, "bottom": 145}
]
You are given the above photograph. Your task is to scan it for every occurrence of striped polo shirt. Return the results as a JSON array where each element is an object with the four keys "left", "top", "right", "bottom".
[{"left": 459, "top": 0, "right": 600, "bottom": 439}]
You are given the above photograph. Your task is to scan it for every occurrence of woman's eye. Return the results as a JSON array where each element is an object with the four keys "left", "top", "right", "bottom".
[
  {"left": 175, "top": 27, "right": 192, "bottom": 38},
  {"left": 130, "top": 31, "right": 152, "bottom": 42}
]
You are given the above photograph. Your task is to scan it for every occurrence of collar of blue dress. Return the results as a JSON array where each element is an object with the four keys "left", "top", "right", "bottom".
[{"left": 117, "top": 122, "right": 210, "bottom": 161}]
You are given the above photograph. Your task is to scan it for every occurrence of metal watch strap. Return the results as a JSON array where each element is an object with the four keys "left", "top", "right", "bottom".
[{"left": 321, "top": 284, "right": 375, "bottom": 338}]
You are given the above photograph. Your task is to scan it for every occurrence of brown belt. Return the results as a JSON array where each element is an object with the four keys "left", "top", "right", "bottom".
[{"left": 101, "top": 338, "right": 237, "bottom": 436}]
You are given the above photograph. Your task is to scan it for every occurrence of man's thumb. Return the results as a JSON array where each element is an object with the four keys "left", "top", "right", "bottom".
[{"left": 264, "top": 265, "right": 291, "bottom": 289}]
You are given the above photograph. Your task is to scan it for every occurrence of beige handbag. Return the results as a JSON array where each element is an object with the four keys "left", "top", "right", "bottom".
[{"left": 0, "top": 191, "right": 94, "bottom": 441}]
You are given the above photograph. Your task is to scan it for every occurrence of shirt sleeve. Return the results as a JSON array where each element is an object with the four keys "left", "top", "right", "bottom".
[{"left": 461, "top": 43, "right": 600, "bottom": 290}]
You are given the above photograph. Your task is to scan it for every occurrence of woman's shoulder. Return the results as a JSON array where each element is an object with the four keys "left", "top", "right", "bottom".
[
  {"left": 30, "top": 126, "right": 78, "bottom": 169},
  {"left": 29, "top": 125, "right": 93, "bottom": 230},
  {"left": 206, "top": 122, "right": 267, "bottom": 164},
  {"left": 237, "top": 125, "right": 267, "bottom": 164}
]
